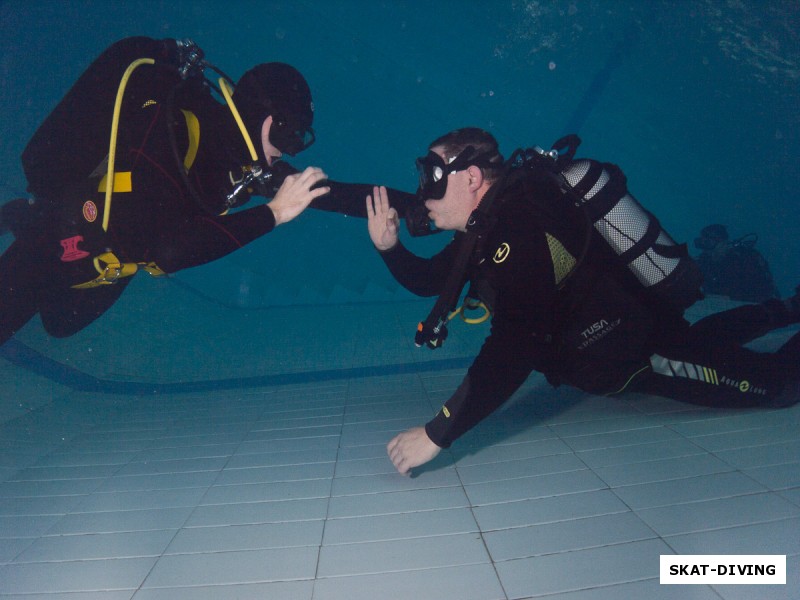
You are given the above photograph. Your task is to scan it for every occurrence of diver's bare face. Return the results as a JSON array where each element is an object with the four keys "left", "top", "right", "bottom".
[{"left": 423, "top": 147, "right": 478, "bottom": 232}]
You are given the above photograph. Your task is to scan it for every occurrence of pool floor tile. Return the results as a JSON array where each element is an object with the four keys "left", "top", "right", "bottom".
[{"left": 3, "top": 301, "right": 797, "bottom": 599}]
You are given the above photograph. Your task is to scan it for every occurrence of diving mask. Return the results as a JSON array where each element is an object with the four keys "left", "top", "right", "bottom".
[
  {"left": 415, "top": 146, "right": 501, "bottom": 200},
  {"left": 415, "top": 148, "right": 468, "bottom": 201},
  {"left": 269, "top": 115, "right": 315, "bottom": 156},
  {"left": 407, "top": 146, "right": 499, "bottom": 236}
]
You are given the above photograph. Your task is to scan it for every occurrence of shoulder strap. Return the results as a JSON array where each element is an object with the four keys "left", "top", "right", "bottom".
[{"left": 414, "top": 165, "right": 512, "bottom": 348}]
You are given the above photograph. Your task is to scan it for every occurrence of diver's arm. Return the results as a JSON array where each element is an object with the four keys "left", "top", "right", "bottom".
[
  {"left": 385, "top": 320, "right": 539, "bottom": 475},
  {"left": 379, "top": 239, "right": 461, "bottom": 298},
  {"left": 265, "top": 161, "right": 416, "bottom": 218},
  {"left": 415, "top": 208, "right": 561, "bottom": 450},
  {"left": 154, "top": 205, "right": 275, "bottom": 272},
  {"left": 314, "top": 182, "right": 416, "bottom": 218},
  {"left": 385, "top": 319, "right": 543, "bottom": 473},
  {"left": 155, "top": 168, "right": 328, "bottom": 272},
  {"left": 424, "top": 323, "right": 541, "bottom": 448}
]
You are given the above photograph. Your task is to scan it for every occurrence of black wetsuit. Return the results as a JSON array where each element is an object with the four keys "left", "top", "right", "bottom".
[
  {"left": 379, "top": 169, "right": 800, "bottom": 448},
  {"left": 0, "top": 37, "right": 413, "bottom": 346}
]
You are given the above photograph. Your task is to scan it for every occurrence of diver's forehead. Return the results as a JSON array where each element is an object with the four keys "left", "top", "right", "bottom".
[{"left": 430, "top": 146, "right": 446, "bottom": 160}]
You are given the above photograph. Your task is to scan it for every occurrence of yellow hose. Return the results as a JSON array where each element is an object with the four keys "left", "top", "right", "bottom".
[
  {"left": 102, "top": 66, "right": 258, "bottom": 233},
  {"left": 219, "top": 78, "right": 259, "bottom": 162},
  {"left": 102, "top": 57, "right": 155, "bottom": 231},
  {"left": 448, "top": 299, "right": 491, "bottom": 325}
]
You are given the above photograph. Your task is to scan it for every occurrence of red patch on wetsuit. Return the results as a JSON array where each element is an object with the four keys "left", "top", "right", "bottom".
[
  {"left": 60, "top": 236, "right": 90, "bottom": 261},
  {"left": 82, "top": 200, "right": 98, "bottom": 223}
]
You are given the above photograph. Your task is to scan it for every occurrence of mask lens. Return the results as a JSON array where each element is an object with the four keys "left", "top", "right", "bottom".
[
  {"left": 415, "top": 152, "right": 448, "bottom": 200},
  {"left": 269, "top": 116, "right": 315, "bottom": 156}
]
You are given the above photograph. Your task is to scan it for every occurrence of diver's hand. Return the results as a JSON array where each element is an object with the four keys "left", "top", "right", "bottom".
[
  {"left": 387, "top": 426, "right": 441, "bottom": 476},
  {"left": 268, "top": 166, "right": 330, "bottom": 226},
  {"left": 367, "top": 185, "right": 399, "bottom": 251}
]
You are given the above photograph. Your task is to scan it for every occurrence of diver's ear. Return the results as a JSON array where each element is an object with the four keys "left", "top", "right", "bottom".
[
  {"left": 260, "top": 115, "right": 274, "bottom": 142},
  {"left": 466, "top": 165, "right": 485, "bottom": 191}
]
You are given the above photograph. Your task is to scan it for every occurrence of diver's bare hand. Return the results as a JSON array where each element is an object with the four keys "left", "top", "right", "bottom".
[
  {"left": 366, "top": 185, "right": 399, "bottom": 251},
  {"left": 268, "top": 166, "right": 330, "bottom": 226},
  {"left": 387, "top": 426, "right": 441, "bottom": 476}
]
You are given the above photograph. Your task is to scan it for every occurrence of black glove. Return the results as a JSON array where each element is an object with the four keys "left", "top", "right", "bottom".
[{"left": 175, "top": 38, "right": 205, "bottom": 79}]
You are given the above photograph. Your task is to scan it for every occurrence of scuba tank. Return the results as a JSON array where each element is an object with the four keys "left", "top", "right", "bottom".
[{"left": 523, "top": 135, "right": 704, "bottom": 312}]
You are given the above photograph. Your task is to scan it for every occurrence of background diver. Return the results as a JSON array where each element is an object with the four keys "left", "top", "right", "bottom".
[
  {"left": 0, "top": 36, "right": 415, "bottom": 347},
  {"left": 365, "top": 127, "right": 800, "bottom": 475},
  {"left": 694, "top": 223, "right": 780, "bottom": 303}
]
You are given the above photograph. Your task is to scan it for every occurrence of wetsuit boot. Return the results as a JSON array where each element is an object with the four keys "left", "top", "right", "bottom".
[
  {"left": 768, "top": 286, "right": 800, "bottom": 407},
  {"left": 783, "top": 285, "right": 800, "bottom": 322},
  {"left": 760, "top": 286, "right": 800, "bottom": 332},
  {"left": 773, "top": 328, "right": 800, "bottom": 408}
]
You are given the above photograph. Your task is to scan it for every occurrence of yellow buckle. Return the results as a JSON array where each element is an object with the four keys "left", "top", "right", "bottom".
[
  {"left": 71, "top": 252, "right": 139, "bottom": 289},
  {"left": 97, "top": 262, "right": 123, "bottom": 283},
  {"left": 95, "top": 252, "right": 138, "bottom": 283}
]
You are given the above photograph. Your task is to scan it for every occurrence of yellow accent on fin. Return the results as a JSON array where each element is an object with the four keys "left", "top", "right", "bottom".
[
  {"left": 97, "top": 171, "right": 132, "bottom": 193},
  {"left": 442, "top": 406, "right": 451, "bottom": 418},
  {"left": 545, "top": 232, "right": 577, "bottom": 286}
]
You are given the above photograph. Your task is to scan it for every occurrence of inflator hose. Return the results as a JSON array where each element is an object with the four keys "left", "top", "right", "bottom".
[{"left": 102, "top": 58, "right": 155, "bottom": 232}]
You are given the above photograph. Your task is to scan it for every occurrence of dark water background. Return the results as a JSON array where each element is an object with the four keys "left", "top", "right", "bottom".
[{"left": 1, "top": 0, "right": 798, "bottom": 308}]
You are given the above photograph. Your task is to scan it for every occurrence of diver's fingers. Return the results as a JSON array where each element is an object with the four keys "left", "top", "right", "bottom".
[
  {"left": 376, "top": 185, "right": 390, "bottom": 214},
  {"left": 308, "top": 184, "right": 331, "bottom": 200},
  {"left": 366, "top": 194, "right": 374, "bottom": 218},
  {"left": 367, "top": 186, "right": 381, "bottom": 217},
  {"left": 297, "top": 166, "right": 327, "bottom": 184},
  {"left": 387, "top": 207, "right": 399, "bottom": 234}
]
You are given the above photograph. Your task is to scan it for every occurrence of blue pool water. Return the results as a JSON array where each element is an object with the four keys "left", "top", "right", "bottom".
[
  {"left": 1, "top": 0, "right": 797, "bottom": 310},
  {"left": 2, "top": 0, "right": 799, "bottom": 390}
]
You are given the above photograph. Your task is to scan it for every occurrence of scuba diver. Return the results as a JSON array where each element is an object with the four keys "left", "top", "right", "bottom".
[
  {"left": 365, "top": 127, "right": 800, "bottom": 475},
  {"left": 0, "top": 36, "right": 414, "bottom": 347},
  {"left": 694, "top": 223, "right": 780, "bottom": 303}
]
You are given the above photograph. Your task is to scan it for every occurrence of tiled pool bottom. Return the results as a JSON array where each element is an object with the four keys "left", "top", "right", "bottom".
[{"left": 0, "top": 294, "right": 798, "bottom": 599}]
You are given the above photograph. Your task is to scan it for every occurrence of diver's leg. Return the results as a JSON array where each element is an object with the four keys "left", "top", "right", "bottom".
[
  {"left": 38, "top": 278, "right": 130, "bottom": 338},
  {"left": 771, "top": 331, "right": 800, "bottom": 407},
  {"left": 0, "top": 240, "right": 39, "bottom": 346},
  {"left": 687, "top": 294, "right": 799, "bottom": 346},
  {"left": 626, "top": 337, "right": 798, "bottom": 408}
]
